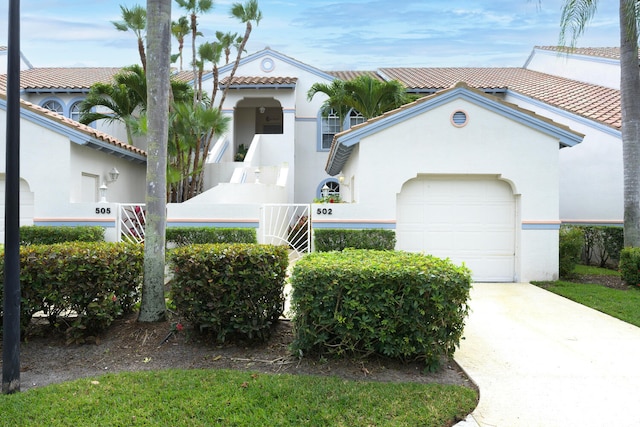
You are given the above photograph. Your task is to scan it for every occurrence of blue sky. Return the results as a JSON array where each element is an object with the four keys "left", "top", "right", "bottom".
[{"left": 1, "top": 0, "right": 620, "bottom": 70}]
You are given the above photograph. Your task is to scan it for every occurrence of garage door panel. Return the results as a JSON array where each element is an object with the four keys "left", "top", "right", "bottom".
[{"left": 397, "top": 177, "right": 515, "bottom": 282}]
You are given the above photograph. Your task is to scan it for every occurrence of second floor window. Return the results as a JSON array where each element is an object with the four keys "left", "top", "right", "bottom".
[
  {"left": 42, "top": 100, "right": 63, "bottom": 114},
  {"left": 321, "top": 109, "right": 340, "bottom": 150}
]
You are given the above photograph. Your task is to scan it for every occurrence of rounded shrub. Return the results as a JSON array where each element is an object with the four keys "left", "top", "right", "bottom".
[
  {"left": 290, "top": 249, "right": 472, "bottom": 371},
  {"left": 170, "top": 243, "right": 289, "bottom": 343}
]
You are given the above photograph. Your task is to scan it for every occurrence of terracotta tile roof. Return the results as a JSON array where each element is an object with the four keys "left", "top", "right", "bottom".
[
  {"left": 171, "top": 70, "right": 195, "bottom": 83},
  {"left": 379, "top": 67, "right": 621, "bottom": 130},
  {"left": 535, "top": 46, "right": 623, "bottom": 60},
  {"left": 219, "top": 76, "right": 298, "bottom": 86},
  {"left": 0, "top": 91, "right": 146, "bottom": 159},
  {"left": 325, "top": 70, "right": 383, "bottom": 81},
  {"left": 0, "top": 67, "right": 122, "bottom": 91}
]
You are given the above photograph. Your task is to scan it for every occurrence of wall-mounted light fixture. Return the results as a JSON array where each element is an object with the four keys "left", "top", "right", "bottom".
[
  {"left": 98, "top": 183, "right": 108, "bottom": 203},
  {"left": 259, "top": 106, "right": 266, "bottom": 114},
  {"left": 338, "top": 173, "right": 350, "bottom": 188},
  {"left": 99, "top": 167, "right": 120, "bottom": 203},
  {"left": 108, "top": 167, "right": 120, "bottom": 183},
  {"left": 255, "top": 168, "right": 261, "bottom": 184},
  {"left": 321, "top": 184, "right": 330, "bottom": 199}
]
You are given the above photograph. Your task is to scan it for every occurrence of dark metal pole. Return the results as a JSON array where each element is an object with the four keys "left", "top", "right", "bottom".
[{"left": 3, "top": 0, "right": 21, "bottom": 394}]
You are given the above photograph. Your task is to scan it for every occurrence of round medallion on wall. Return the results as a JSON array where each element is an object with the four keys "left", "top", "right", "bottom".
[
  {"left": 450, "top": 110, "right": 468, "bottom": 128},
  {"left": 261, "top": 57, "right": 275, "bottom": 73}
]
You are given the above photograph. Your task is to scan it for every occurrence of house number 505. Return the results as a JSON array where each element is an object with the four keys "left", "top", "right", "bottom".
[
  {"left": 95, "top": 207, "right": 112, "bottom": 214},
  {"left": 316, "top": 208, "right": 332, "bottom": 215}
]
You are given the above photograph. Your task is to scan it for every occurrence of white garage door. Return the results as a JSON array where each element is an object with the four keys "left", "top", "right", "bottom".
[
  {"left": 0, "top": 177, "right": 35, "bottom": 241},
  {"left": 396, "top": 176, "right": 515, "bottom": 282}
]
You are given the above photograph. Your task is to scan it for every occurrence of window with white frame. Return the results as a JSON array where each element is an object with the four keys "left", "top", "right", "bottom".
[
  {"left": 349, "top": 110, "right": 365, "bottom": 128},
  {"left": 70, "top": 101, "right": 83, "bottom": 122},
  {"left": 321, "top": 109, "right": 340, "bottom": 150},
  {"left": 317, "top": 179, "right": 341, "bottom": 200},
  {"left": 41, "top": 99, "right": 63, "bottom": 114}
]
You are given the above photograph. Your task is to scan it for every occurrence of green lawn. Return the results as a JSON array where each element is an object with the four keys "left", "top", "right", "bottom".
[
  {"left": 534, "top": 265, "right": 640, "bottom": 327},
  {"left": 0, "top": 369, "right": 477, "bottom": 427}
]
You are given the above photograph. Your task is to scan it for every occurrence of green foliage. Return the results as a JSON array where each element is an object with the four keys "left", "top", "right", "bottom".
[
  {"left": 578, "top": 225, "right": 623, "bottom": 267},
  {"left": 559, "top": 226, "right": 584, "bottom": 278},
  {"left": 20, "top": 225, "right": 105, "bottom": 245},
  {"left": 314, "top": 229, "right": 396, "bottom": 251},
  {"left": 166, "top": 227, "right": 257, "bottom": 246},
  {"left": 0, "top": 369, "right": 477, "bottom": 427},
  {"left": 290, "top": 250, "right": 472, "bottom": 371},
  {"left": 619, "top": 247, "right": 640, "bottom": 286},
  {"left": 0, "top": 242, "right": 143, "bottom": 341},
  {"left": 169, "top": 244, "right": 289, "bottom": 343}
]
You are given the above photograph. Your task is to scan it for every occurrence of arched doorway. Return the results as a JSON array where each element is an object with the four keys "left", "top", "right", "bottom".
[{"left": 234, "top": 98, "right": 283, "bottom": 157}]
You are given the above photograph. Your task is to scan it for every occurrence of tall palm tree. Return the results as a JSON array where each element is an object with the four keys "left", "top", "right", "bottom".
[
  {"left": 218, "top": 0, "right": 262, "bottom": 108},
  {"left": 557, "top": 0, "right": 640, "bottom": 246},
  {"left": 171, "top": 16, "right": 190, "bottom": 71},
  {"left": 138, "top": 0, "right": 172, "bottom": 323},
  {"left": 175, "top": 0, "right": 214, "bottom": 104},
  {"left": 216, "top": 30, "right": 243, "bottom": 65},
  {"left": 112, "top": 4, "right": 147, "bottom": 72}
]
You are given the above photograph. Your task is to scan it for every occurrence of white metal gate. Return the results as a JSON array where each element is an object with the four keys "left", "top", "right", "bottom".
[
  {"left": 117, "top": 203, "right": 146, "bottom": 243},
  {"left": 260, "top": 204, "right": 311, "bottom": 261}
]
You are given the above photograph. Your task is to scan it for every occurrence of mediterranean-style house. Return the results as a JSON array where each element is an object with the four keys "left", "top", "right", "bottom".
[{"left": 0, "top": 45, "right": 623, "bottom": 282}]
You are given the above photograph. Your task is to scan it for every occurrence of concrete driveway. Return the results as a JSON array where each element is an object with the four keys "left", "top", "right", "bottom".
[{"left": 454, "top": 282, "right": 640, "bottom": 427}]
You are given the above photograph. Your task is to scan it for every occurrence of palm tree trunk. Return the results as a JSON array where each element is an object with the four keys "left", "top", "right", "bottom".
[
  {"left": 138, "top": 0, "right": 170, "bottom": 323},
  {"left": 620, "top": 0, "right": 640, "bottom": 246},
  {"left": 217, "top": 22, "right": 251, "bottom": 109}
]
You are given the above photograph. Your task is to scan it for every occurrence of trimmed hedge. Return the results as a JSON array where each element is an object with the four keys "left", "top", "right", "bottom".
[
  {"left": 290, "top": 250, "right": 472, "bottom": 371},
  {"left": 314, "top": 229, "right": 396, "bottom": 251},
  {"left": 0, "top": 242, "right": 143, "bottom": 341},
  {"left": 166, "top": 227, "right": 257, "bottom": 246},
  {"left": 169, "top": 244, "right": 289, "bottom": 343},
  {"left": 20, "top": 226, "right": 105, "bottom": 245},
  {"left": 559, "top": 226, "right": 584, "bottom": 278},
  {"left": 619, "top": 247, "right": 640, "bottom": 286}
]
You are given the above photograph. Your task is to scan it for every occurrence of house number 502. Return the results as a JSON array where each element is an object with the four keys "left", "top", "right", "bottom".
[
  {"left": 95, "top": 207, "right": 112, "bottom": 214},
  {"left": 316, "top": 208, "right": 332, "bottom": 215}
]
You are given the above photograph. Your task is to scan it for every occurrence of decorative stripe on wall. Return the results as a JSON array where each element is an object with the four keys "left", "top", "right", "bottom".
[
  {"left": 521, "top": 221, "right": 561, "bottom": 230},
  {"left": 312, "top": 219, "right": 396, "bottom": 230}
]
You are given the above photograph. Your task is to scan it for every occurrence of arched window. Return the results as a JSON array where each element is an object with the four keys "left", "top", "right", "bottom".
[
  {"left": 41, "top": 99, "right": 63, "bottom": 114},
  {"left": 316, "top": 178, "right": 340, "bottom": 200},
  {"left": 70, "top": 101, "right": 83, "bottom": 122},
  {"left": 349, "top": 110, "right": 365, "bottom": 128}
]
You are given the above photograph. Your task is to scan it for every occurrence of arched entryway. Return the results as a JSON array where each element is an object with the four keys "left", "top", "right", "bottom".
[{"left": 234, "top": 98, "right": 283, "bottom": 157}]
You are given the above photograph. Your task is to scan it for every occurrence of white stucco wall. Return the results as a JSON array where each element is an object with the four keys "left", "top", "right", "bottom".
[
  {"left": 69, "top": 144, "right": 146, "bottom": 203},
  {"left": 505, "top": 92, "right": 622, "bottom": 224},
  {"left": 525, "top": 48, "right": 620, "bottom": 89},
  {"left": 338, "top": 96, "right": 566, "bottom": 282}
]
